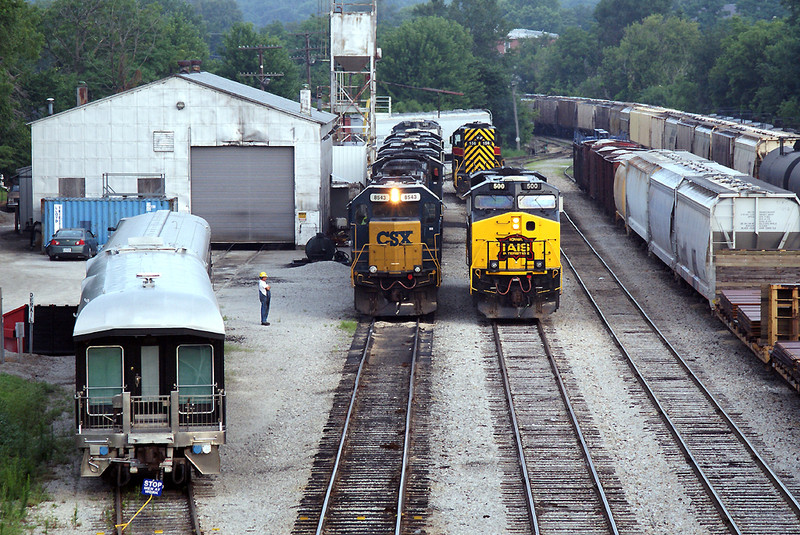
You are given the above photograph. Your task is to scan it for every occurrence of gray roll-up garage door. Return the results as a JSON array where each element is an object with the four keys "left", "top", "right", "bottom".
[{"left": 190, "top": 146, "right": 295, "bottom": 242}]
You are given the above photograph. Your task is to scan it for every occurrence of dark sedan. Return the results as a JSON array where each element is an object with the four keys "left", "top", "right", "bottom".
[{"left": 46, "top": 228, "right": 98, "bottom": 260}]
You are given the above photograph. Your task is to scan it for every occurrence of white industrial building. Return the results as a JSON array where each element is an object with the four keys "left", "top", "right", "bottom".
[{"left": 29, "top": 70, "right": 337, "bottom": 245}]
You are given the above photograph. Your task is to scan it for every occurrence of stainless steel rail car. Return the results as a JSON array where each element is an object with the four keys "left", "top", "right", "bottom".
[{"left": 73, "top": 210, "right": 225, "bottom": 485}]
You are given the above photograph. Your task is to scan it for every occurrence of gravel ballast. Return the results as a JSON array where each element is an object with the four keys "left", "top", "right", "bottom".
[{"left": 3, "top": 156, "right": 800, "bottom": 533}]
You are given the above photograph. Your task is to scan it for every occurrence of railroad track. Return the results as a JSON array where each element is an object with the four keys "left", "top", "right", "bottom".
[
  {"left": 114, "top": 479, "right": 200, "bottom": 535},
  {"left": 561, "top": 210, "right": 800, "bottom": 534},
  {"left": 489, "top": 320, "right": 623, "bottom": 534},
  {"left": 293, "top": 319, "right": 433, "bottom": 535}
]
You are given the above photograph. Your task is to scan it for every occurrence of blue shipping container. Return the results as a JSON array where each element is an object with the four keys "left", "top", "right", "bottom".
[{"left": 42, "top": 197, "right": 177, "bottom": 251}]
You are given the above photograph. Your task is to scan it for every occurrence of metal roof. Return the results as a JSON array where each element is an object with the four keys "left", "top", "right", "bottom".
[
  {"left": 30, "top": 71, "right": 336, "bottom": 126},
  {"left": 176, "top": 71, "right": 336, "bottom": 125}
]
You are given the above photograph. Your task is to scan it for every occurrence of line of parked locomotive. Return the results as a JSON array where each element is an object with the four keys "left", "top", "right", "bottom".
[
  {"left": 348, "top": 120, "right": 445, "bottom": 316},
  {"left": 73, "top": 210, "right": 226, "bottom": 486},
  {"left": 348, "top": 119, "right": 562, "bottom": 319}
]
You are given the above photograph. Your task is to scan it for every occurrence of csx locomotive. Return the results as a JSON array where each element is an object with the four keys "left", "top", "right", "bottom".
[
  {"left": 73, "top": 210, "right": 225, "bottom": 485},
  {"left": 466, "top": 168, "right": 562, "bottom": 318},
  {"left": 451, "top": 121, "right": 502, "bottom": 195},
  {"left": 349, "top": 122, "right": 444, "bottom": 316}
]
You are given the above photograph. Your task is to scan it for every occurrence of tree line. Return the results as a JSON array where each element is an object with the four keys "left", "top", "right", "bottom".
[{"left": 1, "top": 0, "right": 798, "bottom": 180}]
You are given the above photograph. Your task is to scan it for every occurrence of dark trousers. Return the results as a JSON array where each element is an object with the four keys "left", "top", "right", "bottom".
[{"left": 260, "top": 291, "right": 270, "bottom": 323}]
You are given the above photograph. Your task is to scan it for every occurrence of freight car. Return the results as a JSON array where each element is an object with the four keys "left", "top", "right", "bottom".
[
  {"left": 465, "top": 167, "right": 562, "bottom": 318},
  {"left": 73, "top": 210, "right": 225, "bottom": 485},
  {"left": 450, "top": 121, "right": 502, "bottom": 195},
  {"left": 527, "top": 95, "right": 800, "bottom": 180},
  {"left": 572, "top": 144, "right": 800, "bottom": 306}
]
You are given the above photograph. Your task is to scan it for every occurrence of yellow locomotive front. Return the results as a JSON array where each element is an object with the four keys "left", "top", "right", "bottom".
[{"left": 466, "top": 169, "right": 562, "bottom": 318}]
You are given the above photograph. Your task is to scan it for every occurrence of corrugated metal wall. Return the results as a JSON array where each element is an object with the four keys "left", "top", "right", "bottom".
[{"left": 190, "top": 146, "right": 295, "bottom": 243}]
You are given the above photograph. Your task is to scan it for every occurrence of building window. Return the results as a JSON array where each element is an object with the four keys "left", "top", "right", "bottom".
[{"left": 59, "top": 177, "right": 85, "bottom": 197}]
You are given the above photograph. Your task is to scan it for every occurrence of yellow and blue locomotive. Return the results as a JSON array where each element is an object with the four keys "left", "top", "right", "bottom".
[
  {"left": 451, "top": 121, "right": 502, "bottom": 195},
  {"left": 348, "top": 178, "right": 443, "bottom": 316},
  {"left": 466, "top": 168, "right": 562, "bottom": 318}
]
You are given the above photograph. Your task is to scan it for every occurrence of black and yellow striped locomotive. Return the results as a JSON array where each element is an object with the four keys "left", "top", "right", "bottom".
[
  {"left": 349, "top": 179, "right": 443, "bottom": 316},
  {"left": 466, "top": 168, "right": 562, "bottom": 318},
  {"left": 450, "top": 121, "right": 502, "bottom": 195}
]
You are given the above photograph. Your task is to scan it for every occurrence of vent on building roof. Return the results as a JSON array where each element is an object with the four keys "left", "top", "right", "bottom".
[{"left": 178, "top": 60, "right": 192, "bottom": 74}]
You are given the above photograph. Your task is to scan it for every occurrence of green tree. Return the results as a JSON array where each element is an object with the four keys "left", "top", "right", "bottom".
[
  {"left": 600, "top": 14, "right": 702, "bottom": 109},
  {"left": 593, "top": 0, "right": 672, "bottom": 46},
  {"left": 188, "top": 0, "right": 243, "bottom": 54},
  {"left": 525, "top": 26, "right": 600, "bottom": 95},
  {"left": 377, "top": 16, "right": 482, "bottom": 112},
  {"left": 0, "top": 0, "right": 43, "bottom": 178},
  {"left": 215, "top": 22, "right": 301, "bottom": 100},
  {"left": 41, "top": 0, "right": 208, "bottom": 96},
  {"left": 499, "top": 0, "right": 562, "bottom": 33},
  {"left": 448, "top": 0, "right": 509, "bottom": 58}
]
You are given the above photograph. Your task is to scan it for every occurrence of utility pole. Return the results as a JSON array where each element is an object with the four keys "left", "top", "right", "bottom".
[
  {"left": 290, "top": 31, "right": 325, "bottom": 87},
  {"left": 238, "top": 45, "right": 284, "bottom": 91}
]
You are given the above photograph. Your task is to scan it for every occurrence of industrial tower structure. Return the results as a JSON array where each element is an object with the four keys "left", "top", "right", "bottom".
[{"left": 330, "top": 0, "right": 378, "bottom": 162}]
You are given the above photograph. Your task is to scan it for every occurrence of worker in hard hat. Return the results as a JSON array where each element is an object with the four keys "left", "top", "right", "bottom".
[{"left": 258, "top": 272, "right": 271, "bottom": 326}]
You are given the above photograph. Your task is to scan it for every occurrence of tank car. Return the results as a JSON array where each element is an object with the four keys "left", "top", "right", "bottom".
[
  {"left": 73, "top": 210, "right": 225, "bottom": 485},
  {"left": 348, "top": 178, "right": 443, "bottom": 316},
  {"left": 451, "top": 121, "right": 502, "bottom": 195},
  {"left": 466, "top": 168, "right": 562, "bottom": 318}
]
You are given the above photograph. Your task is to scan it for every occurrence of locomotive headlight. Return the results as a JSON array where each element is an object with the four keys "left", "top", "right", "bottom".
[
  {"left": 369, "top": 265, "right": 378, "bottom": 273},
  {"left": 489, "top": 260, "right": 499, "bottom": 270},
  {"left": 512, "top": 216, "right": 520, "bottom": 230},
  {"left": 414, "top": 265, "right": 422, "bottom": 273},
  {"left": 534, "top": 259, "right": 545, "bottom": 270},
  {"left": 390, "top": 188, "right": 400, "bottom": 203}
]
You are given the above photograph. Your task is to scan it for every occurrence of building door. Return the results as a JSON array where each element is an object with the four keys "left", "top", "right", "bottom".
[{"left": 190, "top": 146, "right": 295, "bottom": 242}]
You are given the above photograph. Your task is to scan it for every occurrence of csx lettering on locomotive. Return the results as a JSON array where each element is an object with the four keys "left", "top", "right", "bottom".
[{"left": 376, "top": 230, "right": 414, "bottom": 245}]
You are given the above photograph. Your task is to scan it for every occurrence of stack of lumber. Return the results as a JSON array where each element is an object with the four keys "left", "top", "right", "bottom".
[
  {"left": 737, "top": 305, "right": 761, "bottom": 340},
  {"left": 718, "top": 289, "right": 760, "bottom": 323},
  {"left": 771, "top": 342, "right": 800, "bottom": 384}
]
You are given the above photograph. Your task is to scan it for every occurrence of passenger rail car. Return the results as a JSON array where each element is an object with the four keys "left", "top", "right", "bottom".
[
  {"left": 349, "top": 179, "right": 443, "bottom": 316},
  {"left": 466, "top": 168, "right": 562, "bottom": 318},
  {"left": 451, "top": 122, "right": 502, "bottom": 194},
  {"left": 73, "top": 210, "right": 225, "bottom": 485}
]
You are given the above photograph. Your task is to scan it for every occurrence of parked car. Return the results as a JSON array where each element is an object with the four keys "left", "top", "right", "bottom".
[
  {"left": 3, "top": 184, "right": 18, "bottom": 213},
  {"left": 45, "top": 228, "right": 98, "bottom": 260}
]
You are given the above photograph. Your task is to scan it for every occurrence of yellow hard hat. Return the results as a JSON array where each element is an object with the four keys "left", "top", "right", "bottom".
[{"left": 259, "top": 272, "right": 267, "bottom": 278}]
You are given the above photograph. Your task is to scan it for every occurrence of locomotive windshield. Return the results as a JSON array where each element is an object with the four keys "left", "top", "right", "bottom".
[
  {"left": 474, "top": 194, "right": 514, "bottom": 210},
  {"left": 518, "top": 194, "right": 557, "bottom": 210},
  {"left": 372, "top": 200, "right": 420, "bottom": 219}
]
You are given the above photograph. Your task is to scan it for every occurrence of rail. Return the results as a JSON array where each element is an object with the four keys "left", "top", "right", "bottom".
[{"left": 561, "top": 209, "right": 800, "bottom": 532}]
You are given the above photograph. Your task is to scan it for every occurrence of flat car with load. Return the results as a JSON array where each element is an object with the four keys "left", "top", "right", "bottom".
[
  {"left": 466, "top": 167, "right": 562, "bottom": 318},
  {"left": 73, "top": 210, "right": 226, "bottom": 485}
]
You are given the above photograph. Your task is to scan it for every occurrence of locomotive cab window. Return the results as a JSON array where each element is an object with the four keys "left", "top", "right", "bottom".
[
  {"left": 422, "top": 202, "right": 438, "bottom": 224},
  {"left": 474, "top": 194, "right": 514, "bottom": 210},
  {"left": 518, "top": 194, "right": 557, "bottom": 210},
  {"left": 177, "top": 344, "right": 214, "bottom": 404},
  {"left": 355, "top": 204, "right": 369, "bottom": 225},
  {"left": 86, "top": 346, "right": 123, "bottom": 409}
]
